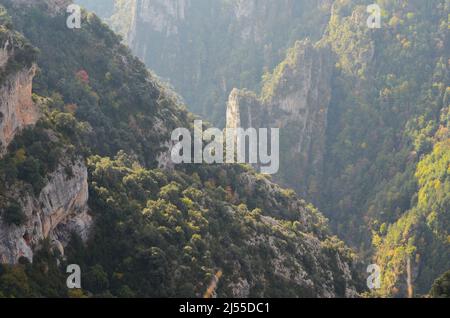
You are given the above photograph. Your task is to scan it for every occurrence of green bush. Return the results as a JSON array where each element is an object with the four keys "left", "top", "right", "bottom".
[
  {"left": 2, "top": 202, "right": 26, "bottom": 226},
  {"left": 429, "top": 271, "right": 450, "bottom": 298}
]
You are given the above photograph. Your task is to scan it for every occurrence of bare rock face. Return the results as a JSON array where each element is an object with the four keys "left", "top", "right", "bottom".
[
  {"left": 133, "top": 0, "right": 188, "bottom": 36},
  {"left": 230, "top": 0, "right": 295, "bottom": 43},
  {"left": 0, "top": 40, "right": 10, "bottom": 69},
  {"left": 0, "top": 28, "right": 40, "bottom": 154},
  {"left": 128, "top": 0, "right": 189, "bottom": 57},
  {"left": 0, "top": 21, "right": 90, "bottom": 263},
  {"left": 0, "top": 159, "right": 91, "bottom": 264},
  {"left": 226, "top": 40, "right": 333, "bottom": 195},
  {"left": 102, "top": 0, "right": 333, "bottom": 119},
  {"left": 0, "top": 64, "right": 39, "bottom": 153}
]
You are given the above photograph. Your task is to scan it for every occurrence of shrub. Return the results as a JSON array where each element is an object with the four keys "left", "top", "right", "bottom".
[{"left": 2, "top": 202, "right": 26, "bottom": 226}]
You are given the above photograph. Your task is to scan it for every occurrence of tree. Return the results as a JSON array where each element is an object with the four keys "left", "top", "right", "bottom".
[
  {"left": 429, "top": 271, "right": 450, "bottom": 298},
  {"left": 84, "top": 265, "right": 109, "bottom": 294},
  {"left": 2, "top": 202, "right": 26, "bottom": 226}
]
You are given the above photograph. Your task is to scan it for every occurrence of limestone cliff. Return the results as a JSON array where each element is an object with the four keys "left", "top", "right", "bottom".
[
  {"left": 0, "top": 1, "right": 365, "bottom": 297},
  {"left": 96, "top": 0, "right": 332, "bottom": 122},
  {"left": 0, "top": 16, "right": 91, "bottom": 264},
  {"left": 0, "top": 158, "right": 91, "bottom": 264},
  {"left": 227, "top": 40, "right": 333, "bottom": 195},
  {"left": 0, "top": 66, "right": 38, "bottom": 153},
  {"left": 0, "top": 28, "right": 39, "bottom": 154},
  {"left": 132, "top": 0, "right": 187, "bottom": 37}
]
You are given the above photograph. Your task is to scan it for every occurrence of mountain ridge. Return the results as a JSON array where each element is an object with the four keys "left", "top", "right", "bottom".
[{"left": 0, "top": 0, "right": 362, "bottom": 297}]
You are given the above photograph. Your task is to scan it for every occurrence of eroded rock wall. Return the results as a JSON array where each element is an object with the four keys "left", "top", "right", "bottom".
[
  {"left": 0, "top": 159, "right": 91, "bottom": 264},
  {"left": 0, "top": 65, "right": 38, "bottom": 152},
  {"left": 226, "top": 40, "right": 333, "bottom": 195}
]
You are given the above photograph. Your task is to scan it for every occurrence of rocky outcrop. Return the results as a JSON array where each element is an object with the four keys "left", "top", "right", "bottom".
[
  {"left": 0, "top": 16, "right": 90, "bottom": 264},
  {"left": 0, "top": 159, "right": 91, "bottom": 264},
  {"left": 0, "top": 40, "right": 10, "bottom": 69},
  {"left": 0, "top": 29, "right": 39, "bottom": 154},
  {"left": 226, "top": 40, "right": 333, "bottom": 195},
  {"left": 127, "top": 0, "right": 189, "bottom": 60},
  {"left": 0, "top": 65, "right": 38, "bottom": 153},
  {"left": 222, "top": 171, "right": 359, "bottom": 297},
  {"left": 94, "top": 0, "right": 332, "bottom": 120},
  {"left": 230, "top": 0, "right": 331, "bottom": 43},
  {"left": 133, "top": 0, "right": 187, "bottom": 37},
  {"left": 239, "top": 220, "right": 358, "bottom": 298}
]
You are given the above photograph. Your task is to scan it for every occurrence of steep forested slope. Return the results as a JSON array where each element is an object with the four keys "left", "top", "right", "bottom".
[
  {"left": 319, "top": 0, "right": 449, "bottom": 296},
  {"left": 0, "top": 0, "right": 361, "bottom": 297},
  {"left": 91, "top": 0, "right": 450, "bottom": 297},
  {"left": 77, "top": 0, "right": 334, "bottom": 125},
  {"left": 223, "top": 0, "right": 450, "bottom": 297},
  {"left": 429, "top": 270, "right": 450, "bottom": 297},
  {"left": 1, "top": 0, "right": 448, "bottom": 298},
  {"left": 222, "top": 2, "right": 448, "bottom": 297}
]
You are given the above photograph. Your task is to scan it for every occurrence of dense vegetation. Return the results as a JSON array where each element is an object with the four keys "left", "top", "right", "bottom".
[
  {"left": 317, "top": 0, "right": 449, "bottom": 296},
  {"left": 0, "top": 1, "right": 361, "bottom": 297},
  {"left": 1, "top": 149, "right": 360, "bottom": 297},
  {"left": 70, "top": 154, "right": 358, "bottom": 297},
  {"left": 83, "top": 0, "right": 450, "bottom": 297},
  {"left": 429, "top": 270, "right": 450, "bottom": 298},
  {"left": 77, "top": 0, "right": 334, "bottom": 125},
  {"left": 0, "top": 0, "right": 448, "bottom": 298},
  {"left": 0, "top": 7, "right": 37, "bottom": 87},
  {"left": 203, "top": 0, "right": 450, "bottom": 297}
]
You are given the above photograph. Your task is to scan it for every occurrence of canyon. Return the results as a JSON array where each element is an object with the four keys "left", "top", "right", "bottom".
[{"left": 226, "top": 40, "right": 333, "bottom": 194}]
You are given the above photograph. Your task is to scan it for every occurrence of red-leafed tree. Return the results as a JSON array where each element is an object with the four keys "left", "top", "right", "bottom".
[{"left": 75, "top": 69, "right": 89, "bottom": 84}]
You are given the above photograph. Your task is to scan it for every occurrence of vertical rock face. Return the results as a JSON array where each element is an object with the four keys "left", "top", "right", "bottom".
[
  {"left": 231, "top": 0, "right": 290, "bottom": 42},
  {"left": 230, "top": 0, "right": 333, "bottom": 43},
  {"left": 128, "top": 0, "right": 191, "bottom": 60},
  {"left": 0, "top": 159, "right": 91, "bottom": 264},
  {"left": 0, "top": 20, "right": 91, "bottom": 264},
  {"left": 226, "top": 40, "right": 333, "bottom": 195},
  {"left": 127, "top": 0, "right": 305, "bottom": 49},
  {"left": 101, "top": 0, "right": 332, "bottom": 121},
  {"left": 0, "top": 31, "right": 39, "bottom": 154},
  {"left": 0, "top": 40, "right": 10, "bottom": 68},
  {"left": 134, "top": 0, "right": 188, "bottom": 36},
  {"left": 0, "top": 65, "right": 38, "bottom": 152}
]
